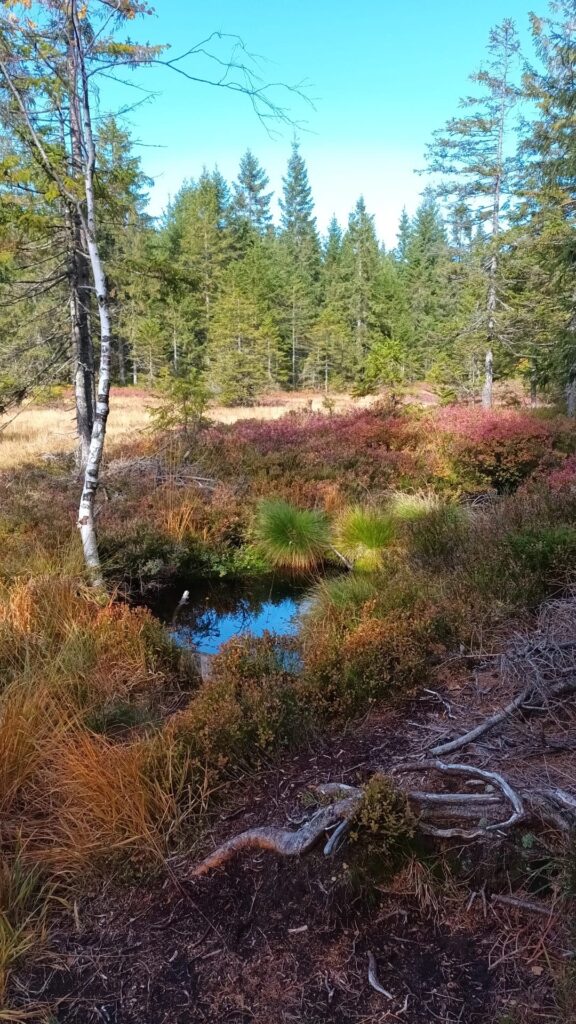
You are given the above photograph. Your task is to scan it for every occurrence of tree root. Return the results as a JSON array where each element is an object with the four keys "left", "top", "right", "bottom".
[
  {"left": 189, "top": 758, "right": 576, "bottom": 879},
  {"left": 190, "top": 795, "right": 361, "bottom": 877}
]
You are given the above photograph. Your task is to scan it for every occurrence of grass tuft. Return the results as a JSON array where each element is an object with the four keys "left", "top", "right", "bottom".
[{"left": 254, "top": 499, "right": 330, "bottom": 570}]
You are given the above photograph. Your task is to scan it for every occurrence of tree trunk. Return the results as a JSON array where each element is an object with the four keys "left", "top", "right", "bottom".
[
  {"left": 70, "top": 2, "right": 112, "bottom": 587},
  {"left": 70, "top": 214, "right": 94, "bottom": 468},
  {"left": 67, "top": 33, "right": 94, "bottom": 470},
  {"left": 566, "top": 377, "right": 576, "bottom": 418},
  {"left": 117, "top": 336, "right": 126, "bottom": 386},
  {"left": 482, "top": 349, "right": 493, "bottom": 410}
]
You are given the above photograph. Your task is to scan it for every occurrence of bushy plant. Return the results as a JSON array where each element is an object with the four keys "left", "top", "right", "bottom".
[
  {"left": 435, "top": 407, "right": 558, "bottom": 492},
  {"left": 507, "top": 525, "right": 576, "bottom": 579}
]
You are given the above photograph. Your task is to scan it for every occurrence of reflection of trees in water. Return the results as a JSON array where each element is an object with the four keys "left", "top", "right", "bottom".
[{"left": 172, "top": 577, "right": 307, "bottom": 651}]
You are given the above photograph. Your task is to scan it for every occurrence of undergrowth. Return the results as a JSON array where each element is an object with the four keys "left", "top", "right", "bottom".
[{"left": 2, "top": 399, "right": 576, "bottom": 1009}]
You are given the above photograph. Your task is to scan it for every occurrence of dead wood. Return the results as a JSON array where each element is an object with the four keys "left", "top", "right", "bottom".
[{"left": 190, "top": 795, "right": 361, "bottom": 877}]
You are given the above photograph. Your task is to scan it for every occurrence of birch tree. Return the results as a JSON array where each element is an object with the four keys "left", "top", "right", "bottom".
[{"left": 0, "top": 1, "right": 307, "bottom": 585}]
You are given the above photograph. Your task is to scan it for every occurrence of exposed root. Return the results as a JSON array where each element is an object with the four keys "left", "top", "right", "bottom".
[
  {"left": 189, "top": 756, "right": 576, "bottom": 878},
  {"left": 190, "top": 795, "right": 361, "bottom": 877},
  {"left": 397, "top": 760, "right": 524, "bottom": 836}
]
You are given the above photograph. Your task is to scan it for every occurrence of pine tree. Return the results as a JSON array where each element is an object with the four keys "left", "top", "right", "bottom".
[
  {"left": 395, "top": 207, "right": 412, "bottom": 262},
  {"left": 403, "top": 194, "right": 452, "bottom": 376},
  {"left": 208, "top": 266, "right": 277, "bottom": 405},
  {"left": 278, "top": 143, "right": 321, "bottom": 385},
  {"left": 339, "top": 196, "right": 385, "bottom": 376},
  {"left": 163, "top": 170, "right": 233, "bottom": 357},
  {"left": 518, "top": 2, "right": 576, "bottom": 411}
]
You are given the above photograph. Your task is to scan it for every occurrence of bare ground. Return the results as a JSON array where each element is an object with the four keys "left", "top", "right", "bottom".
[{"left": 13, "top": 662, "right": 575, "bottom": 1024}]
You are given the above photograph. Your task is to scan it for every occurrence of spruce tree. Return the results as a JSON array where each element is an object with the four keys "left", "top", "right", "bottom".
[
  {"left": 339, "top": 196, "right": 385, "bottom": 376},
  {"left": 279, "top": 143, "right": 320, "bottom": 385},
  {"left": 518, "top": 2, "right": 576, "bottom": 411},
  {"left": 425, "top": 18, "right": 521, "bottom": 406},
  {"left": 231, "top": 149, "right": 273, "bottom": 236},
  {"left": 395, "top": 207, "right": 412, "bottom": 262}
]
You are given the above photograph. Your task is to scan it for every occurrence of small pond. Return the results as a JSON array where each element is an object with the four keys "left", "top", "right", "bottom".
[{"left": 163, "top": 576, "right": 312, "bottom": 670}]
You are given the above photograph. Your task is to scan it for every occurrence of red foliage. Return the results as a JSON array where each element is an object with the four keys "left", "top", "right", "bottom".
[
  {"left": 203, "top": 409, "right": 419, "bottom": 493},
  {"left": 432, "top": 407, "right": 574, "bottom": 492}
]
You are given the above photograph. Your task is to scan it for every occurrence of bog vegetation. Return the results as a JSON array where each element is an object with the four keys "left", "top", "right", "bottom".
[{"left": 0, "top": 0, "right": 575, "bottom": 1020}]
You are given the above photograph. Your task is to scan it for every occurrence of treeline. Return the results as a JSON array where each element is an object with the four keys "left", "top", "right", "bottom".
[{"left": 1, "top": 1, "right": 575, "bottom": 409}]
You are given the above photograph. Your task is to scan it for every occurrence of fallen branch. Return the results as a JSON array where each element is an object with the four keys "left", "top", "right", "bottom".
[
  {"left": 190, "top": 795, "right": 361, "bottom": 877},
  {"left": 490, "top": 893, "right": 554, "bottom": 917},
  {"left": 431, "top": 677, "right": 576, "bottom": 757}
]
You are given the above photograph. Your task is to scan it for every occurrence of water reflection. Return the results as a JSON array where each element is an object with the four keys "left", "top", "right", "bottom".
[{"left": 167, "top": 576, "right": 310, "bottom": 656}]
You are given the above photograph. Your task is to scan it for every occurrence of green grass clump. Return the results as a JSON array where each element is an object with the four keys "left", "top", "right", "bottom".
[
  {"left": 305, "top": 573, "right": 378, "bottom": 623},
  {"left": 254, "top": 499, "right": 330, "bottom": 570},
  {"left": 334, "top": 506, "right": 395, "bottom": 569}
]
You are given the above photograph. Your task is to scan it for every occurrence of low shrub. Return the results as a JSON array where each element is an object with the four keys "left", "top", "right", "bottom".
[
  {"left": 507, "top": 525, "right": 576, "bottom": 580},
  {"left": 301, "top": 603, "right": 454, "bottom": 714},
  {"left": 172, "top": 634, "right": 302, "bottom": 762},
  {"left": 434, "top": 407, "right": 568, "bottom": 493}
]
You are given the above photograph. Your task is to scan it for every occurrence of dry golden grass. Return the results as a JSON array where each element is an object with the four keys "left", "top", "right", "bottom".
[
  {"left": 0, "top": 388, "right": 381, "bottom": 469},
  {"left": 0, "top": 389, "right": 156, "bottom": 469}
]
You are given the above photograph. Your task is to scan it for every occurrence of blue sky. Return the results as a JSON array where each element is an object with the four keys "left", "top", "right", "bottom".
[{"left": 109, "top": 0, "right": 539, "bottom": 247}]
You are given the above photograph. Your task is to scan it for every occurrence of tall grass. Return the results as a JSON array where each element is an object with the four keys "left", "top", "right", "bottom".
[
  {"left": 254, "top": 499, "right": 330, "bottom": 570},
  {"left": 334, "top": 506, "right": 395, "bottom": 569}
]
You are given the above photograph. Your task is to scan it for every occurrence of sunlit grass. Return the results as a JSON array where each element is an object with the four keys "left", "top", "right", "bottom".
[
  {"left": 334, "top": 506, "right": 395, "bottom": 569},
  {"left": 254, "top": 499, "right": 330, "bottom": 570}
]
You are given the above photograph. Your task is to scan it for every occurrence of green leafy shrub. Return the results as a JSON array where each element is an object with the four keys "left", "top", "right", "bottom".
[{"left": 507, "top": 525, "right": 576, "bottom": 579}]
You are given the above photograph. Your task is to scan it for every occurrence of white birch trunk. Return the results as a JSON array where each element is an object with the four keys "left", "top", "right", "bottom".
[{"left": 70, "top": 1, "right": 112, "bottom": 586}]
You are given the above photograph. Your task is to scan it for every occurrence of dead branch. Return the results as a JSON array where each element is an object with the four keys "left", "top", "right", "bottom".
[
  {"left": 431, "top": 676, "right": 576, "bottom": 757},
  {"left": 490, "top": 893, "right": 554, "bottom": 916},
  {"left": 190, "top": 795, "right": 361, "bottom": 877},
  {"left": 396, "top": 760, "right": 524, "bottom": 834}
]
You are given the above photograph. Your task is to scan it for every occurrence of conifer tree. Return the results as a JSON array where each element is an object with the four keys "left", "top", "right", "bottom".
[
  {"left": 518, "top": 1, "right": 576, "bottom": 411},
  {"left": 395, "top": 207, "right": 412, "bottom": 262},
  {"left": 231, "top": 149, "right": 273, "bottom": 237},
  {"left": 339, "top": 196, "right": 385, "bottom": 375},
  {"left": 425, "top": 18, "right": 521, "bottom": 406},
  {"left": 279, "top": 142, "right": 320, "bottom": 385}
]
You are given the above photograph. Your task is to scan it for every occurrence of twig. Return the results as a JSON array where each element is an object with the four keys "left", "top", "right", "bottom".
[
  {"left": 367, "top": 951, "right": 393, "bottom": 999},
  {"left": 491, "top": 894, "right": 553, "bottom": 917}
]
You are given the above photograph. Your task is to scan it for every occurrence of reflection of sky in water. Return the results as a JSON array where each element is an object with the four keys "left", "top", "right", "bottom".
[{"left": 170, "top": 594, "right": 306, "bottom": 656}]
